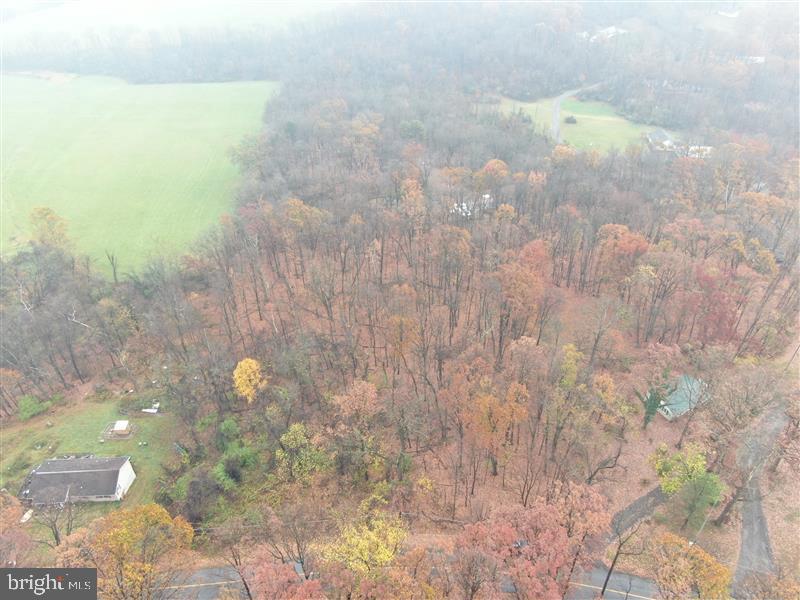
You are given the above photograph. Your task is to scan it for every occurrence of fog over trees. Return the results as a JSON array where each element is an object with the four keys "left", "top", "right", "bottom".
[{"left": 1, "top": 2, "right": 798, "bottom": 598}]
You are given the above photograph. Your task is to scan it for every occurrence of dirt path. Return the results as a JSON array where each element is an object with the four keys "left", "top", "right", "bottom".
[{"left": 732, "top": 404, "right": 788, "bottom": 596}]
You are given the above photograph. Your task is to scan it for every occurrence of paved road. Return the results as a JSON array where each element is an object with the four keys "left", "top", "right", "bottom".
[
  {"left": 565, "top": 486, "right": 667, "bottom": 599},
  {"left": 568, "top": 562, "right": 659, "bottom": 599},
  {"left": 732, "top": 404, "right": 788, "bottom": 596},
  {"left": 168, "top": 567, "right": 242, "bottom": 600},
  {"left": 177, "top": 485, "right": 669, "bottom": 599},
  {"left": 178, "top": 565, "right": 659, "bottom": 599}
]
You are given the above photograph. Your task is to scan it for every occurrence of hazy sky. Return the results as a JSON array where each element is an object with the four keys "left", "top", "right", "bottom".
[{"left": 2, "top": 1, "right": 338, "bottom": 49}]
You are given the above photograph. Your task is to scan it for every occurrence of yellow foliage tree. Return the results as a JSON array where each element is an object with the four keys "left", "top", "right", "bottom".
[
  {"left": 651, "top": 532, "right": 731, "bottom": 599},
  {"left": 322, "top": 512, "right": 407, "bottom": 576},
  {"left": 59, "top": 504, "right": 193, "bottom": 600},
  {"left": 29, "top": 207, "right": 70, "bottom": 249},
  {"left": 494, "top": 203, "right": 516, "bottom": 223},
  {"left": 649, "top": 443, "right": 708, "bottom": 495},
  {"left": 233, "top": 358, "right": 268, "bottom": 404}
]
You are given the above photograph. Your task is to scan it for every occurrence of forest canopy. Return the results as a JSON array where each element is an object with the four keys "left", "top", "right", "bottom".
[{"left": 1, "top": 3, "right": 798, "bottom": 599}]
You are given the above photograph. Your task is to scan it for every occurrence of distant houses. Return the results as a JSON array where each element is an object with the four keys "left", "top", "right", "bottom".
[
  {"left": 591, "top": 26, "right": 628, "bottom": 43},
  {"left": 647, "top": 129, "right": 713, "bottom": 159},
  {"left": 449, "top": 194, "right": 496, "bottom": 219},
  {"left": 20, "top": 456, "right": 136, "bottom": 505},
  {"left": 684, "top": 145, "right": 714, "bottom": 159},
  {"left": 578, "top": 25, "right": 629, "bottom": 43},
  {"left": 735, "top": 55, "right": 766, "bottom": 65}
]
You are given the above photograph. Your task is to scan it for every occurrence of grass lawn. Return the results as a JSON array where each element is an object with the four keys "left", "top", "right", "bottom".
[
  {"left": 501, "top": 94, "right": 671, "bottom": 153},
  {"left": 0, "top": 396, "right": 179, "bottom": 509},
  {"left": 1, "top": 73, "right": 279, "bottom": 271}
]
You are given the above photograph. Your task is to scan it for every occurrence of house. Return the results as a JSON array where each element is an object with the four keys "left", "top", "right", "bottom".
[
  {"left": 657, "top": 376, "right": 706, "bottom": 421},
  {"left": 647, "top": 128, "right": 675, "bottom": 151},
  {"left": 20, "top": 456, "right": 136, "bottom": 505},
  {"left": 591, "top": 26, "right": 628, "bottom": 42},
  {"left": 736, "top": 55, "right": 766, "bottom": 65},
  {"left": 685, "top": 145, "right": 713, "bottom": 159},
  {"left": 647, "top": 130, "right": 714, "bottom": 159}
]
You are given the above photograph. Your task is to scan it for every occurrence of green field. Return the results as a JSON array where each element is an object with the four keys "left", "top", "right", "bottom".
[
  {"left": 1, "top": 74, "right": 279, "bottom": 270},
  {"left": 0, "top": 397, "right": 178, "bottom": 508},
  {"left": 501, "top": 95, "right": 666, "bottom": 152}
]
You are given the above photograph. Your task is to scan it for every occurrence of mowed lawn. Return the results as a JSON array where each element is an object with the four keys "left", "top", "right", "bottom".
[
  {"left": 501, "top": 94, "right": 667, "bottom": 152},
  {"left": 0, "top": 398, "right": 178, "bottom": 508},
  {"left": 1, "top": 74, "right": 278, "bottom": 271}
]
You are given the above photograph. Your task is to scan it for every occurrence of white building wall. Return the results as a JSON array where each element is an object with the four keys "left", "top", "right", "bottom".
[{"left": 115, "top": 460, "right": 136, "bottom": 500}]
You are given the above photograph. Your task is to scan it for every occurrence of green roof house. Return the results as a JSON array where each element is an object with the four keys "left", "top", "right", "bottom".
[{"left": 657, "top": 375, "right": 705, "bottom": 421}]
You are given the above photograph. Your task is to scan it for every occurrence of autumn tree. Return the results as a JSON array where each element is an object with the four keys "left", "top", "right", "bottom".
[
  {"left": 555, "top": 482, "right": 612, "bottom": 589},
  {"left": 275, "top": 423, "right": 330, "bottom": 483},
  {"left": 464, "top": 489, "right": 609, "bottom": 600},
  {"left": 594, "top": 224, "right": 649, "bottom": 296},
  {"left": 649, "top": 532, "right": 731, "bottom": 599},
  {"left": 243, "top": 547, "right": 325, "bottom": 600},
  {"left": 233, "top": 358, "right": 268, "bottom": 404},
  {"left": 675, "top": 471, "right": 723, "bottom": 532},
  {"left": 332, "top": 379, "right": 395, "bottom": 482},
  {"left": 251, "top": 560, "right": 324, "bottom": 599},
  {"left": 29, "top": 207, "right": 70, "bottom": 249},
  {"left": 649, "top": 443, "right": 708, "bottom": 495},
  {"left": 0, "top": 491, "right": 33, "bottom": 566},
  {"left": 737, "top": 569, "right": 800, "bottom": 600},
  {"left": 58, "top": 504, "right": 193, "bottom": 600},
  {"left": 321, "top": 511, "right": 407, "bottom": 577}
]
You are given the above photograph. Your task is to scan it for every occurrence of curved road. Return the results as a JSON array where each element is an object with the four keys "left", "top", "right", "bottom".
[
  {"left": 174, "top": 486, "right": 668, "bottom": 599},
  {"left": 565, "top": 486, "right": 667, "bottom": 600},
  {"left": 551, "top": 88, "right": 580, "bottom": 143},
  {"left": 173, "top": 403, "right": 787, "bottom": 600},
  {"left": 732, "top": 404, "right": 788, "bottom": 596},
  {"left": 550, "top": 83, "right": 602, "bottom": 143}
]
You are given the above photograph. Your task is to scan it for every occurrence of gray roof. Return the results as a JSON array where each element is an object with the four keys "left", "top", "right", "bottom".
[
  {"left": 647, "top": 129, "right": 673, "bottom": 144},
  {"left": 22, "top": 456, "right": 130, "bottom": 504},
  {"left": 658, "top": 376, "right": 705, "bottom": 420}
]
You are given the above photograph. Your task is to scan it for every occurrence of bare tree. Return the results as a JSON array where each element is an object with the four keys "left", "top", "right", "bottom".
[
  {"left": 32, "top": 492, "right": 83, "bottom": 548},
  {"left": 601, "top": 518, "right": 646, "bottom": 598}
]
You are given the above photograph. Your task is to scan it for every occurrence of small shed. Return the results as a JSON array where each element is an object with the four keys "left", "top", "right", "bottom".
[
  {"left": 658, "top": 375, "right": 705, "bottom": 421},
  {"left": 112, "top": 420, "right": 130, "bottom": 436}
]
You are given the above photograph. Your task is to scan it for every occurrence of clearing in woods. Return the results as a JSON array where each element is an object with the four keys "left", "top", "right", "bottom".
[
  {"left": 1, "top": 73, "right": 279, "bottom": 271},
  {"left": 500, "top": 94, "right": 669, "bottom": 152},
  {"left": 0, "top": 395, "right": 178, "bottom": 508}
]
